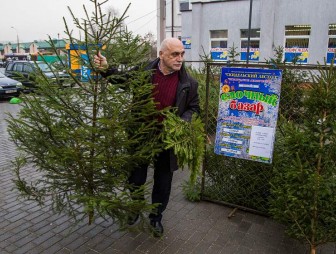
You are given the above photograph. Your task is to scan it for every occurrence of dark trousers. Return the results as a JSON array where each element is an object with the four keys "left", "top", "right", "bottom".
[{"left": 128, "top": 149, "right": 173, "bottom": 222}]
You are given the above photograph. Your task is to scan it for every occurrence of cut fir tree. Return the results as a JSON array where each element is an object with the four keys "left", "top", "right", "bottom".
[
  {"left": 6, "top": 0, "right": 162, "bottom": 228},
  {"left": 270, "top": 60, "right": 336, "bottom": 254}
]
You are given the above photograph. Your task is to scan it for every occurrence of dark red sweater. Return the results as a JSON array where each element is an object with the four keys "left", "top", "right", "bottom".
[{"left": 152, "top": 67, "right": 179, "bottom": 121}]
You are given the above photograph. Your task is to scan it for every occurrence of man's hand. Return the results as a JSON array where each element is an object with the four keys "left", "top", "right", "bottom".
[{"left": 94, "top": 51, "right": 108, "bottom": 71}]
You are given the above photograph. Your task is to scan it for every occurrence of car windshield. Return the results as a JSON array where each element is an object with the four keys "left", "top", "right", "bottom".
[{"left": 37, "top": 62, "right": 54, "bottom": 72}]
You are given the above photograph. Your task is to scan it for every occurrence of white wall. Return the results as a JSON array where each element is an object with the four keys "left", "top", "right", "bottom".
[{"left": 181, "top": 0, "right": 336, "bottom": 65}]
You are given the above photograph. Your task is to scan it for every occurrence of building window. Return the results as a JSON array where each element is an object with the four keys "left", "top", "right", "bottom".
[
  {"left": 210, "top": 30, "right": 228, "bottom": 61},
  {"left": 240, "top": 29, "right": 260, "bottom": 62},
  {"left": 284, "top": 25, "right": 311, "bottom": 63},
  {"left": 179, "top": 0, "right": 190, "bottom": 11},
  {"left": 23, "top": 63, "right": 33, "bottom": 73},
  {"left": 14, "top": 62, "right": 24, "bottom": 72},
  {"left": 327, "top": 24, "right": 336, "bottom": 64}
]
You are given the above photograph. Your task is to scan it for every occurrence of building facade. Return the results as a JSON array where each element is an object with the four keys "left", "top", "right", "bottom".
[
  {"left": 176, "top": 0, "right": 336, "bottom": 67},
  {"left": 0, "top": 39, "right": 68, "bottom": 61}
]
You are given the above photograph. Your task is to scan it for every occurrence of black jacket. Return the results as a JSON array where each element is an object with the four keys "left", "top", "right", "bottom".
[
  {"left": 102, "top": 58, "right": 200, "bottom": 171},
  {"left": 145, "top": 58, "right": 200, "bottom": 121}
]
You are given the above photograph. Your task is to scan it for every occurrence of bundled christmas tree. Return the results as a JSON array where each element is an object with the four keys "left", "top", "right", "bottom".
[
  {"left": 6, "top": 0, "right": 162, "bottom": 227},
  {"left": 270, "top": 61, "right": 336, "bottom": 254}
]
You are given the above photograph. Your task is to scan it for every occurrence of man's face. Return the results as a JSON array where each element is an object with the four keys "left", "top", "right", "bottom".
[{"left": 159, "top": 41, "right": 185, "bottom": 74}]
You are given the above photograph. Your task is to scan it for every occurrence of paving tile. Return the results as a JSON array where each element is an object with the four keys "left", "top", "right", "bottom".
[
  {"left": 214, "top": 231, "right": 231, "bottom": 246},
  {"left": 11, "top": 233, "right": 36, "bottom": 248},
  {"left": 161, "top": 238, "right": 185, "bottom": 254},
  {"left": 113, "top": 235, "right": 144, "bottom": 252},
  {"left": 86, "top": 237, "right": 115, "bottom": 253},
  {"left": 4, "top": 243, "right": 19, "bottom": 253},
  {"left": 135, "top": 236, "right": 159, "bottom": 253},
  {"left": 12, "top": 242, "right": 37, "bottom": 254},
  {"left": 0, "top": 220, "right": 14, "bottom": 233},
  {"left": 175, "top": 241, "right": 197, "bottom": 253},
  {"left": 193, "top": 240, "right": 213, "bottom": 254},
  {"left": 220, "top": 242, "right": 240, "bottom": 253},
  {"left": 159, "top": 228, "right": 178, "bottom": 245},
  {"left": 188, "top": 230, "right": 205, "bottom": 244},
  {"left": 238, "top": 220, "right": 252, "bottom": 233},
  {"left": 0, "top": 239, "right": 13, "bottom": 249},
  {"left": 206, "top": 243, "right": 225, "bottom": 253},
  {"left": 31, "top": 231, "right": 60, "bottom": 246},
  {"left": 61, "top": 235, "right": 88, "bottom": 251},
  {"left": 176, "top": 229, "right": 194, "bottom": 241},
  {"left": 101, "top": 247, "right": 126, "bottom": 254},
  {"left": 147, "top": 240, "right": 169, "bottom": 254},
  {"left": 202, "top": 228, "right": 221, "bottom": 243}
]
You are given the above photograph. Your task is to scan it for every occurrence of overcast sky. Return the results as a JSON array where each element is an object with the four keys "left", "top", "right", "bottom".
[{"left": 0, "top": 0, "right": 157, "bottom": 43}]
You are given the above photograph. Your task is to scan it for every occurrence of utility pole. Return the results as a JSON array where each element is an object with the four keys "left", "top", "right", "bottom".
[
  {"left": 157, "top": 0, "right": 166, "bottom": 55},
  {"left": 58, "top": 33, "right": 60, "bottom": 55},
  {"left": 171, "top": 0, "right": 174, "bottom": 37},
  {"left": 246, "top": 0, "right": 253, "bottom": 65},
  {"left": 11, "top": 26, "right": 20, "bottom": 54}
]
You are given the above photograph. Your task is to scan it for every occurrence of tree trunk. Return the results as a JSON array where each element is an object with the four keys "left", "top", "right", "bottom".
[{"left": 310, "top": 245, "right": 316, "bottom": 254}]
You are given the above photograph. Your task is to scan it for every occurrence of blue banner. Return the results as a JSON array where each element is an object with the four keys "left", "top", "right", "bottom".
[
  {"left": 81, "top": 54, "right": 91, "bottom": 82},
  {"left": 67, "top": 43, "right": 104, "bottom": 80},
  {"left": 326, "top": 48, "right": 336, "bottom": 64},
  {"left": 284, "top": 48, "right": 309, "bottom": 63},
  {"left": 211, "top": 48, "right": 228, "bottom": 61},
  {"left": 240, "top": 48, "right": 260, "bottom": 61},
  {"left": 182, "top": 37, "right": 191, "bottom": 49},
  {"left": 214, "top": 67, "right": 282, "bottom": 163}
]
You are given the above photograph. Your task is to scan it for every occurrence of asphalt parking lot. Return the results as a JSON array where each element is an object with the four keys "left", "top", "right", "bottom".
[{"left": 0, "top": 99, "right": 335, "bottom": 254}]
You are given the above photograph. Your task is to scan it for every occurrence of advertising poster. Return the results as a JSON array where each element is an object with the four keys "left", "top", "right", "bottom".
[
  {"left": 284, "top": 47, "right": 309, "bottom": 63},
  {"left": 326, "top": 48, "right": 336, "bottom": 64},
  {"left": 214, "top": 67, "right": 282, "bottom": 163},
  {"left": 81, "top": 54, "right": 91, "bottom": 82},
  {"left": 66, "top": 43, "right": 104, "bottom": 80},
  {"left": 182, "top": 37, "right": 191, "bottom": 49},
  {"left": 240, "top": 48, "right": 260, "bottom": 61},
  {"left": 211, "top": 48, "right": 228, "bottom": 61}
]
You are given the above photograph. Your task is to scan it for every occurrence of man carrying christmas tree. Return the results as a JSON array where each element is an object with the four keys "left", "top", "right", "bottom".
[{"left": 94, "top": 37, "right": 200, "bottom": 236}]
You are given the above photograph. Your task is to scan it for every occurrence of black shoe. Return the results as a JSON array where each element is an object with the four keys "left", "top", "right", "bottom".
[
  {"left": 127, "top": 214, "right": 139, "bottom": 226},
  {"left": 150, "top": 220, "right": 164, "bottom": 237}
]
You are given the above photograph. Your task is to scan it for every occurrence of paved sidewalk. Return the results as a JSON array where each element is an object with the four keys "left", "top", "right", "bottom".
[{"left": 1, "top": 100, "right": 335, "bottom": 254}]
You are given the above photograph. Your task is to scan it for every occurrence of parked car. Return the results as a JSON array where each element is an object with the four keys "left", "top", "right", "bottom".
[
  {"left": 4, "top": 60, "right": 72, "bottom": 91},
  {"left": 0, "top": 72, "right": 23, "bottom": 98}
]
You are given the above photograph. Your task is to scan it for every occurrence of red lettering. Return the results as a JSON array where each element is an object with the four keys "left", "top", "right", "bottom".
[
  {"left": 229, "top": 100, "right": 264, "bottom": 115},
  {"left": 230, "top": 100, "right": 237, "bottom": 110},
  {"left": 254, "top": 102, "right": 264, "bottom": 115},
  {"left": 242, "top": 103, "right": 249, "bottom": 111}
]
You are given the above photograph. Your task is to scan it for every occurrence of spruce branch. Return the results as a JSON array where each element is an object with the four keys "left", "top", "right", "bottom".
[{"left": 162, "top": 111, "right": 205, "bottom": 186}]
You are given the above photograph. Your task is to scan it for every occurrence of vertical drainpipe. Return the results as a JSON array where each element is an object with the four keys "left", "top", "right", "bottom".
[
  {"left": 246, "top": 0, "right": 253, "bottom": 65},
  {"left": 172, "top": 0, "right": 174, "bottom": 37}
]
